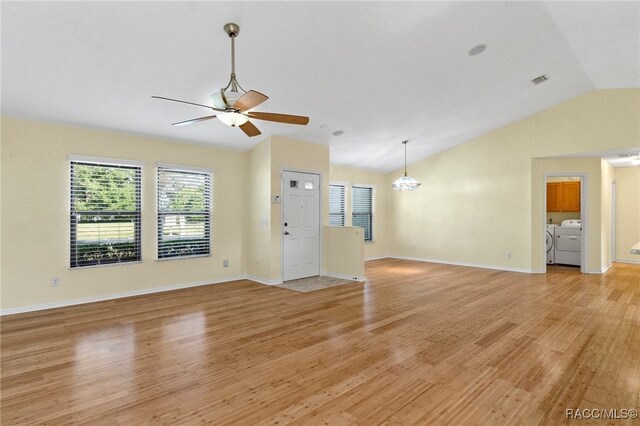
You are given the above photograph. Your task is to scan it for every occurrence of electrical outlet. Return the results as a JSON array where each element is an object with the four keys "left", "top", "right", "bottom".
[
  {"left": 506, "top": 252, "right": 512, "bottom": 259},
  {"left": 223, "top": 259, "right": 229, "bottom": 268},
  {"left": 51, "top": 277, "right": 60, "bottom": 287}
]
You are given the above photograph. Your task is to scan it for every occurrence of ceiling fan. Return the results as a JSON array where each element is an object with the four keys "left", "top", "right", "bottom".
[{"left": 153, "top": 23, "right": 309, "bottom": 137}]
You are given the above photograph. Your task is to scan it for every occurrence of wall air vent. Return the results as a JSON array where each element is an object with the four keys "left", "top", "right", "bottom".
[{"left": 531, "top": 75, "right": 549, "bottom": 85}]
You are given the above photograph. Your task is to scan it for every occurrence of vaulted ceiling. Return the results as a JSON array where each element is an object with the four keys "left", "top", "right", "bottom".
[{"left": 2, "top": 1, "right": 639, "bottom": 172}]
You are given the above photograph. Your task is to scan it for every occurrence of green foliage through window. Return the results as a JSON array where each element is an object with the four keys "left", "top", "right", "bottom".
[{"left": 70, "top": 161, "right": 141, "bottom": 267}]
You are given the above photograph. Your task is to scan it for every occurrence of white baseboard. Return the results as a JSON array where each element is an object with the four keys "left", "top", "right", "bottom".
[
  {"left": 324, "top": 272, "right": 366, "bottom": 282},
  {"left": 0, "top": 275, "right": 247, "bottom": 316},
  {"left": 614, "top": 259, "right": 640, "bottom": 265},
  {"left": 246, "top": 275, "right": 282, "bottom": 286},
  {"left": 601, "top": 263, "right": 613, "bottom": 273},
  {"left": 365, "top": 256, "right": 389, "bottom": 262},
  {"left": 390, "top": 256, "right": 533, "bottom": 274}
]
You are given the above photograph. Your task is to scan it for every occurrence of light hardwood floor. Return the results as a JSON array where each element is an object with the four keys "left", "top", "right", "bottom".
[{"left": 2, "top": 259, "right": 639, "bottom": 425}]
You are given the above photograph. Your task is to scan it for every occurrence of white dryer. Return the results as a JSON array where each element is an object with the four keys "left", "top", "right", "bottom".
[
  {"left": 555, "top": 220, "right": 582, "bottom": 266},
  {"left": 546, "top": 224, "right": 556, "bottom": 264}
]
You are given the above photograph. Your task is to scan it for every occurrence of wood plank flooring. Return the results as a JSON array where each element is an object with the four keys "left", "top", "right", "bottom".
[{"left": 2, "top": 259, "right": 639, "bottom": 425}]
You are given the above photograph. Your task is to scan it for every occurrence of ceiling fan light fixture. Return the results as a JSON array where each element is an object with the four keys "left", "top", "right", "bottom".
[
  {"left": 217, "top": 111, "right": 249, "bottom": 127},
  {"left": 392, "top": 140, "right": 421, "bottom": 191}
]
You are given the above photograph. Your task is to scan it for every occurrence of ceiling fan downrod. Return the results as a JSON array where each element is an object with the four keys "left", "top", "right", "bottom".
[{"left": 222, "top": 23, "right": 244, "bottom": 99}]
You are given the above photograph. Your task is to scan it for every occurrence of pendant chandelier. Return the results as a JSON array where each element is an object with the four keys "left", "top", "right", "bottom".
[{"left": 392, "top": 140, "right": 421, "bottom": 191}]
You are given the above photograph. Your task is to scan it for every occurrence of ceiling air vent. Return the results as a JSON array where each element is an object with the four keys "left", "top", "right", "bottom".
[
  {"left": 619, "top": 152, "right": 640, "bottom": 158},
  {"left": 531, "top": 75, "right": 549, "bottom": 85}
]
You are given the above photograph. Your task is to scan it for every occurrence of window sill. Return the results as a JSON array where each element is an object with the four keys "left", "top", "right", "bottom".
[
  {"left": 70, "top": 260, "right": 142, "bottom": 270},
  {"left": 155, "top": 254, "right": 212, "bottom": 262}
]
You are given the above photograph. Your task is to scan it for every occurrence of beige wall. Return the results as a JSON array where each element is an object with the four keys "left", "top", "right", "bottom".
[
  {"left": 388, "top": 89, "right": 639, "bottom": 273},
  {"left": 2, "top": 89, "right": 639, "bottom": 311},
  {"left": 0, "top": 126, "right": 3, "bottom": 309},
  {"left": 270, "top": 136, "right": 330, "bottom": 282},
  {"left": 1, "top": 117, "right": 247, "bottom": 310},
  {"left": 323, "top": 226, "right": 365, "bottom": 279},
  {"left": 547, "top": 212, "right": 581, "bottom": 225},
  {"left": 247, "top": 138, "right": 272, "bottom": 279},
  {"left": 329, "top": 165, "right": 389, "bottom": 260},
  {"left": 614, "top": 167, "right": 640, "bottom": 263},
  {"left": 246, "top": 136, "right": 331, "bottom": 283}
]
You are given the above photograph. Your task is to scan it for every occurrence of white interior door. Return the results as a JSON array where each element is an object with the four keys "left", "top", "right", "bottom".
[{"left": 282, "top": 171, "right": 320, "bottom": 281}]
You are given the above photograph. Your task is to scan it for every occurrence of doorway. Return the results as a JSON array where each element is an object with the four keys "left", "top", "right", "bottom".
[
  {"left": 282, "top": 170, "right": 320, "bottom": 281},
  {"left": 544, "top": 173, "right": 588, "bottom": 273}
]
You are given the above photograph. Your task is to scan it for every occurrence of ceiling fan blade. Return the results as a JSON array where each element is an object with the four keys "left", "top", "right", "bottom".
[
  {"left": 246, "top": 112, "right": 309, "bottom": 125},
  {"left": 152, "top": 96, "right": 225, "bottom": 112},
  {"left": 234, "top": 90, "right": 269, "bottom": 112},
  {"left": 239, "top": 120, "right": 262, "bottom": 137},
  {"left": 171, "top": 115, "right": 217, "bottom": 126}
]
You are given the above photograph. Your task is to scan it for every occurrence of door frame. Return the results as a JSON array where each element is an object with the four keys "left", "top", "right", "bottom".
[
  {"left": 280, "top": 168, "right": 322, "bottom": 282},
  {"left": 611, "top": 179, "right": 616, "bottom": 262},
  {"left": 543, "top": 173, "right": 588, "bottom": 273}
]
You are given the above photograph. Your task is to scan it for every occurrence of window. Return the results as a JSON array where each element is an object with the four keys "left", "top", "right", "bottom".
[
  {"left": 329, "top": 184, "right": 346, "bottom": 226},
  {"left": 157, "top": 167, "right": 211, "bottom": 259},
  {"left": 70, "top": 161, "right": 141, "bottom": 268},
  {"left": 352, "top": 185, "right": 373, "bottom": 242}
]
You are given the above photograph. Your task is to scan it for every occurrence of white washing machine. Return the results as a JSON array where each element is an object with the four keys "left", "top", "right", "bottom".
[
  {"left": 546, "top": 224, "right": 556, "bottom": 264},
  {"left": 555, "top": 219, "right": 582, "bottom": 266}
]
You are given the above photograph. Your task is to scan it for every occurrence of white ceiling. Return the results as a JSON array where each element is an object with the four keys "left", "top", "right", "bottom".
[{"left": 2, "top": 1, "right": 639, "bottom": 173}]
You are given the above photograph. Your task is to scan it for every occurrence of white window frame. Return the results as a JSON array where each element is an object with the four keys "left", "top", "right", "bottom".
[
  {"left": 351, "top": 183, "right": 374, "bottom": 243},
  {"left": 329, "top": 182, "right": 347, "bottom": 227},
  {"left": 69, "top": 155, "right": 143, "bottom": 268},
  {"left": 156, "top": 164, "right": 213, "bottom": 260}
]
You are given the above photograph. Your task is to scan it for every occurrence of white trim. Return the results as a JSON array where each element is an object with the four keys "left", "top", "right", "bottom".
[
  {"left": 391, "top": 256, "right": 533, "bottom": 274},
  {"left": 156, "top": 163, "right": 215, "bottom": 175},
  {"left": 0, "top": 275, "right": 247, "bottom": 316},
  {"left": 155, "top": 254, "right": 212, "bottom": 262},
  {"left": 329, "top": 182, "right": 347, "bottom": 227},
  {"left": 365, "top": 255, "right": 389, "bottom": 261},
  {"left": 614, "top": 259, "right": 640, "bottom": 264},
  {"left": 601, "top": 263, "right": 613, "bottom": 273},
  {"left": 155, "top": 165, "right": 213, "bottom": 261},
  {"left": 69, "top": 260, "right": 143, "bottom": 270},
  {"left": 351, "top": 184, "right": 374, "bottom": 242},
  {"left": 247, "top": 275, "right": 283, "bottom": 286},
  {"left": 352, "top": 182, "right": 375, "bottom": 189},
  {"left": 324, "top": 272, "right": 366, "bottom": 282},
  {"left": 611, "top": 180, "right": 616, "bottom": 261},
  {"left": 68, "top": 154, "right": 144, "bottom": 167},
  {"left": 543, "top": 173, "right": 588, "bottom": 274}
]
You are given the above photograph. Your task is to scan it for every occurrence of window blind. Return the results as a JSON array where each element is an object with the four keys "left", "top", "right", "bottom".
[
  {"left": 352, "top": 186, "right": 373, "bottom": 242},
  {"left": 157, "top": 167, "right": 211, "bottom": 259},
  {"left": 329, "top": 184, "right": 346, "bottom": 226},
  {"left": 70, "top": 161, "right": 142, "bottom": 268}
]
